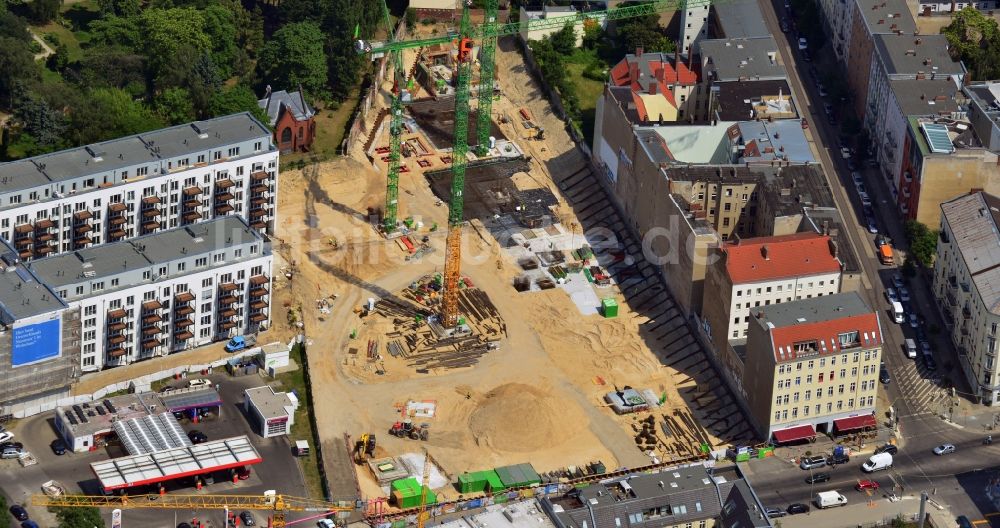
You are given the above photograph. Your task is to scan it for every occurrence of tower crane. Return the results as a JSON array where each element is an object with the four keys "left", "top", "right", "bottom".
[
  {"left": 357, "top": 0, "right": 712, "bottom": 327},
  {"left": 32, "top": 493, "right": 356, "bottom": 528}
]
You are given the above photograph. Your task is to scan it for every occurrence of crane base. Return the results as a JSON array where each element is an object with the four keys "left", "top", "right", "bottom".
[{"left": 428, "top": 318, "right": 473, "bottom": 339}]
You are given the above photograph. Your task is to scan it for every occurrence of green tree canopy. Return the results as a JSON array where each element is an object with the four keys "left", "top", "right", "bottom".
[
  {"left": 66, "top": 87, "right": 165, "bottom": 145},
  {"left": 942, "top": 7, "right": 1000, "bottom": 80},
  {"left": 256, "top": 21, "right": 328, "bottom": 98},
  {"left": 140, "top": 8, "right": 211, "bottom": 75},
  {"left": 155, "top": 86, "right": 197, "bottom": 124},
  {"left": 208, "top": 84, "right": 270, "bottom": 125},
  {"left": 12, "top": 84, "right": 67, "bottom": 154},
  {"left": 905, "top": 220, "right": 938, "bottom": 268},
  {"left": 202, "top": 4, "right": 238, "bottom": 78},
  {"left": 77, "top": 47, "right": 147, "bottom": 96},
  {"left": 96, "top": 0, "right": 141, "bottom": 17},
  {"left": 87, "top": 15, "right": 142, "bottom": 50},
  {"left": 550, "top": 22, "right": 576, "bottom": 55},
  {"left": 0, "top": 37, "right": 37, "bottom": 105},
  {"left": 51, "top": 506, "right": 105, "bottom": 528},
  {"left": 0, "top": 10, "right": 30, "bottom": 41},
  {"left": 26, "top": 0, "right": 60, "bottom": 24}
]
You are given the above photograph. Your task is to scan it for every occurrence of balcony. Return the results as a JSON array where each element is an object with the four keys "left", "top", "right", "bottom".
[
  {"left": 73, "top": 236, "right": 92, "bottom": 247},
  {"left": 215, "top": 192, "right": 235, "bottom": 202},
  {"left": 219, "top": 308, "right": 237, "bottom": 318},
  {"left": 17, "top": 249, "right": 31, "bottom": 260},
  {"left": 34, "top": 219, "right": 54, "bottom": 231},
  {"left": 215, "top": 204, "right": 235, "bottom": 215},
  {"left": 34, "top": 246, "right": 54, "bottom": 257},
  {"left": 142, "top": 300, "right": 162, "bottom": 311},
  {"left": 963, "top": 307, "right": 972, "bottom": 320},
  {"left": 108, "top": 335, "right": 127, "bottom": 346},
  {"left": 141, "top": 195, "right": 161, "bottom": 205},
  {"left": 249, "top": 208, "right": 268, "bottom": 219},
  {"left": 249, "top": 275, "right": 269, "bottom": 286},
  {"left": 13, "top": 237, "right": 32, "bottom": 248},
  {"left": 249, "top": 286, "right": 268, "bottom": 298},
  {"left": 73, "top": 210, "right": 92, "bottom": 222},
  {"left": 182, "top": 211, "right": 202, "bottom": 223},
  {"left": 108, "top": 202, "right": 127, "bottom": 213},
  {"left": 250, "top": 221, "right": 267, "bottom": 230},
  {"left": 215, "top": 178, "right": 235, "bottom": 189},
  {"left": 946, "top": 289, "right": 958, "bottom": 307},
  {"left": 175, "top": 291, "right": 195, "bottom": 303},
  {"left": 183, "top": 198, "right": 202, "bottom": 208},
  {"left": 108, "top": 322, "right": 127, "bottom": 332},
  {"left": 109, "top": 228, "right": 127, "bottom": 240},
  {"left": 175, "top": 305, "right": 195, "bottom": 316},
  {"left": 174, "top": 330, "right": 194, "bottom": 341},
  {"left": 250, "top": 184, "right": 269, "bottom": 194},
  {"left": 218, "top": 321, "right": 238, "bottom": 330},
  {"left": 250, "top": 300, "right": 268, "bottom": 310},
  {"left": 141, "top": 338, "right": 161, "bottom": 349},
  {"left": 218, "top": 295, "right": 239, "bottom": 305},
  {"left": 107, "top": 347, "right": 126, "bottom": 358},
  {"left": 142, "top": 314, "right": 162, "bottom": 325},
  {"left": 142, "top": 326, "right": 163, "bottom": 336},
  {"left": 108, "top": 309, "right": 127, "bottom": 320},
  {"left": 109, "top": 217, "right": 128, "bottom": 227},
  {"left": 142, "top": 208, "right": 161, "bottom": 218},
  {"left": 250, "top": 313, "right": 269, "bottom": 323},
  {"left": 250, "top": 196, "right": 268, "bottom": 206},
  {"left": 219, "top": 282, "right": 239, "bottom": 292},
  {"left": 74, "top": 224, "right": 93, "bottom": 234},
  {"left": 141, "top": 220, "right": 161, "bottom": 232},
  {"left": 35, "top": 232, "right": 55, "bottom": 242},
  {"left": 182, "top": 186, "right": 203, "bottom": 197},
  {"left": 14, "top": 224, "right": 32, "bottom": 235},
  {"left": 250, "top": 171, "right": 270, "bottom": 182},
  {"left": 174, "top": 318, "right": 194, "bottom": 328}
]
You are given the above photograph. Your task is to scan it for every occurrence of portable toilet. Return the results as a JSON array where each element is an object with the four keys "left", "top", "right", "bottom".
[{"left": 601, "top": 298, "right": 618, "bottom": 318}]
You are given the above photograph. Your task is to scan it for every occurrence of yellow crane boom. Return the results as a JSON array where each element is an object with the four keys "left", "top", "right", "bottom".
[{"left": 33, "top": 493, "right": 356, "bottom": 527}]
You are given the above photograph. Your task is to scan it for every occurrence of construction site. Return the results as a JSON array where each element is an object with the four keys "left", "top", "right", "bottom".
[{"left": 250, "top": 2, "right": 760, "bottom": 523}]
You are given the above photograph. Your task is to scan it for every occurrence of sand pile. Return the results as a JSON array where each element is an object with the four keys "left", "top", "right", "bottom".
[{"left": 469, "top": 383, "right": 587, "bottom": 452}]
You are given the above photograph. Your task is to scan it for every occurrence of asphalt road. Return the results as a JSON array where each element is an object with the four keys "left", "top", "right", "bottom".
[{"left": 751, "top": 0, "right": 1000, "bottom": 520}]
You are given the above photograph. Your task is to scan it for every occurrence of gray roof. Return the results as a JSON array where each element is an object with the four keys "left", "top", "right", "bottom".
[
  {"left": 700, "top": 37, "right": 786, "bottom": 82},
  {"left": 245, "top": 386, "right": 294, "bottom": 420},
  {"left": 889, "top": 78, "right": 960, "bottom": 116},
  {"left": 856, "top": 0, "right": 916, "bottom": 35},
  {"left": 258, "top": 90, "right": 315, "bottom": 127},
  {"left": 751, "top": 291, "right": 871, "bottom": 329},
  {"left": 29, "top": 216, "right": 262, "bottom": 290},
  {"left": 0, "top": 113, "right": 271, "bottom": 196},
  {"left": 0, "top": 160, "right": 54, "bottom": 195},
  {"left": 941, "top": 192, "right": 1000, "bottom": 314},
  {"left": 874, "top": 34, "right": 964, "bottom": 76},
  {"left": 714, "top": 79, "right": 795, "bottom": 121},
  {"left": 712, "top": 0, "right": 770, "bottom": 38},
  {"left": 734, "top": 120, "right": 815, "bottom": 163},
  {"left": 0, "top": 239, "right": 67, "bottom": 323}
]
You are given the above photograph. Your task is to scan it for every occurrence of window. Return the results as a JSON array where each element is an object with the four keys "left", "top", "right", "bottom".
[
  {"left": 84, "top": 306, "right": 96, "bottom": 316},
  {"left": 793, "top": 392, "right": 799, "bottom": 402},
  {"left": 818, "top": 373, "right": 824, "bottom": 383},
  {"left": 852, "top": 367, "right": 858, "bottom": 376},
  {"left": 820, "top": 358, "right": 826, "bottom": 367},
  {"left": 795, "top": 376, "right": 801, "bottom": 386},
  {"left": 840, "top": 368, "right": 846, "bottom": 378},
  {"left": 827, "top": 387, "right": 834, "bottom": 396},
  {"left": 848, "top": 398, "right": 854, "bottom": 408},
  {"left": 838, "top": 384, "right": 845, "bottom": 394},
  {"left": 201, "top": 315, "right": 212, "bottom": 325},
  {"left": 850, "top": 382, "right": 857, "bottom": 392},
  {"left": 201, "top": 303, "right": 212, "bottom": 313},
  {"left": 196, "top": 257, "right": 208, "bottom": 267},
  {"left": 806, "top": 375, "right": 813, "bottom": 383},
  {"left": 805, "top": 391, "right": 811, "bottom": 401}
]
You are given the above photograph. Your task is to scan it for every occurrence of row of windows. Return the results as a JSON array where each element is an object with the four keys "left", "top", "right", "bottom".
[
  {"left": 773, "top": 396, "right": 876, "bottom": 422},
  {"left": 778, "top": 351, "right": 875, "bottom": 373},
  {"left": 60, "top": 253, "right": 261, "bottom": 298},
  {"left": 736, "top": 281, "right": 833, "bottom": 298},
  {"left": 774, "top": 380, "right": 877, "bottom": 404}
]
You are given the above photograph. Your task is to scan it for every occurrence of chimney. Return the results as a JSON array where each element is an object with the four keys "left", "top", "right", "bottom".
[
  {"left": 649, "top": 82, "right": 657, "bottom": 95},
  {"left": 298, "top": 84, "right": 308, "bottom": 114},
  {"left": 761, "top": 245, "right": 770, "bottom": 260},
  {"left": 828, "top": 238, "right": 839, "bottom": 259},
  {"left": 915, "top": 37, "right": 922, "bottom": 45}
]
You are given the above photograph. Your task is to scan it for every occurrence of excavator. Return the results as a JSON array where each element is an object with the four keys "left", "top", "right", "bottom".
[{"left": 353, "top": 433, "right": 377, "bottom": 464}]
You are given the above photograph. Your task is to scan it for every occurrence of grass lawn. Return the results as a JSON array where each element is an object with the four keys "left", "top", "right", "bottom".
[
  {"left": 563, "top": 49, "right": 607, "bottom": 148},
  {"left": 274, "top": 343, "right": 326, "bottom": 500},
  {"left": 34, "top": 1, "right": 99, "bottom": 62},
  {"left": 281, "top": 90, "right": 361, "bottom": 167}
]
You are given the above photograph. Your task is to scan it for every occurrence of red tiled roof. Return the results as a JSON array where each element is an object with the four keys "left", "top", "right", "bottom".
[
  {"left": 609, "top": 55, "right": 698, "bottom": 88},
  {"left": 768, "top": 313, "right": 882, "bottom": 363},
  {"left": 724, "top": 232, "right": 841, "bottom": 284}
]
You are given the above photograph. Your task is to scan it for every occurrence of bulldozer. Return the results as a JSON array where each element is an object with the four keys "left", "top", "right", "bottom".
[
  {"left": 353, "top": 433, "right": 376, "bottom": 464},
  {"left": 389, "top": 420, "right": 429, "bottom": 441}
]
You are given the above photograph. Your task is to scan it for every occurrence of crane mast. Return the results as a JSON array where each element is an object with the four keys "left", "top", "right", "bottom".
[{"left": 474, "top": 0, "right": 499, "bottom": 157}]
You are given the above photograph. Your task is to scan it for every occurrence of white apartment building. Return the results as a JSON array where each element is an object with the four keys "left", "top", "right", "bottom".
[
  {"left": 935, "top": 192, "right": 1000, "bottom": 405},
  {"left": 679, "top": 1, "right": 710, "bottom": 55},
  {"left": 0, "top": 113, "right": 277, "bottom": 261},
  {"left": 28, "top": 216, "right": 273, "bottom": 372}
]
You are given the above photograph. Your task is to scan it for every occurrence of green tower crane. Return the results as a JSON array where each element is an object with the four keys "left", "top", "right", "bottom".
[{"left": 474, "top": 0, "right": 499, "bottom": 157}]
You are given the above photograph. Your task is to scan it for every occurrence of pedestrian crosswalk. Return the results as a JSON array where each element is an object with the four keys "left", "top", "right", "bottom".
[{"left": 894, "top": 358, "right": 948, "bottom": 415}]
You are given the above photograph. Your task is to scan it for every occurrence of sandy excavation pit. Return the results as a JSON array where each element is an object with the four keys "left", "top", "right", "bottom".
[{"left": 468, "top": 383, "right": 589, "bottom": 453}]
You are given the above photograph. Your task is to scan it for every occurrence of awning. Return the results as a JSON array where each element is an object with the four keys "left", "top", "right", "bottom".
[
  {"left": 834, "top": 414, "right": 877, "bottom": 433},
  {"left": 772, "top": 424, "right": 816, "bottom": 444}
]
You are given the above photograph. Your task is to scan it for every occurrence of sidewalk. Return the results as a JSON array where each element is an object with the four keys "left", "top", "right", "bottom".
[{"left": 781, "top": 495, "right": 954, "bottom": 528}]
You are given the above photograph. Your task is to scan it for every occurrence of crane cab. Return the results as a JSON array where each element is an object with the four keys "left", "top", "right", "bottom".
[{"left": 458, "top": 38, "right": 473, "bottom": 62}]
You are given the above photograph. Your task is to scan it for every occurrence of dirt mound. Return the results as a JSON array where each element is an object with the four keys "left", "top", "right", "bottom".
[{"left": 468, "top": 383, "right": 587, "bottom": 452}]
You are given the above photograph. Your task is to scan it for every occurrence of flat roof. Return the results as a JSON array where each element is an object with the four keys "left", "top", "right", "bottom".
[
  {"left": 0, "top": 239, "right": 67, "bottom": 323},
  {"left": 856, "top": 0, "right": 916, "bottom": 35},
  {"left": 642, "top": 124, "right": 736, "bottom": 164},
  {"left": 890, "top": 78, "right": 960, "bottom": 116},
  {"left": 874, "top": 34, "right": 964, "bottom": 76},
  {"left": 699, "top": 37, "right": 786, "bottom": 81},
  {"left": 713, "top": 0, "right": 770, "bottom": 38},
  {"left": 735, "top": 120, "right": 815, "bottom": 163},
  {"left": 714, "top": 79, "right": 795, "bottom": 120},
  {"left": 92, "top": 435, "right": 262, "bottom": 491},
  {"left": 941, "top": 192, "right": 1000, "bottom": 314},
  {"left": 0, "top": 113, "right": 270, "bottom": 195},
  {"left": 435, "top": 500, "right": 556, "bottom": 528},
  {"left": 158, "top": 387, "right": 223, "bottom": 412},
  {"left": 245, "top": 386, "right": 295, "bottom": 420},
  {"left": 57, "top": 393, "right": 164, "bottom": 438},
  {"left": 114, "top": 412, "right": 192, "bottom": 456},
  {"left": 30, "top": 216, "right": 262, "bottom": 292}
]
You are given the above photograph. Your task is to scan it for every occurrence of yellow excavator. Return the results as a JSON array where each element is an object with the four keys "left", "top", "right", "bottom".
[{"left": 354, "top": 433, "right": 377, "bottom": 463}]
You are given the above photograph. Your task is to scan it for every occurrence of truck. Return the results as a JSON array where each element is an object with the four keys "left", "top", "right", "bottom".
[
  {"left": 879, "top": 244, "right": 894, "bottom": 266},
  {"left": 892, "top": 301, "right": 904, "bottom": 325},
  {"left": 905, "top": 338, "right": 917, "bottom": 359},
  {"left": 225, "top": 335, "right": 256, "bottom": 352},
  {"left": 861, "top": 452, "right": 893, "bottom": 472},
  {"left": 815, "top": 491, "right": 848, "bottom": 509}
]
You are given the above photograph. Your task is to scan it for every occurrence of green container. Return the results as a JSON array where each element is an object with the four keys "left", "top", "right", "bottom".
[
  {"left": 458, "top": 472, "right": 489, "bottom": 493},
  {"left": 494, "top": 463, "right": 541, "bottom": 488},
  {"left": 484, "top": 470, "right": 506, "bottom": 492},
  {"left": 392, "top": 478, "right": 438, "bottom": 509},
  {"left": 602, "top": 298, "right": 618, "bottom": 318}
]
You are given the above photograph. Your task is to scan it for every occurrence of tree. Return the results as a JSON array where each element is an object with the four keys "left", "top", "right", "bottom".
[
  {"left": 257, "top": 21, "right": 328, "bottom": 98},
  {"left": 11, "top": 85, "right": 66, "bottom": 154},
  {"left": 0, "top": 37, "right": 37, "bottom": 107},
  {"left": 582, "top": 18, "right": 601, "bottom": 50},
  {"left": 96, "top": 0, "right": 141, "bottom": 17},
  {"left": 405, "top": 7, "right": 416, "bottom": 30},
  {"left": 26, "top": 0, "right": 60, "bottom": 24},
  {"left": 139, "top": 8, "right": 211, "bottom": 75},
  {"left": 51, "top": 506, "right": 105, "bottom": 528},
  {"left": 77, "top": 47, "right": 147, "bottom": 96},
  {"left": 66, "top": 87, "right": 164, "bottom": 145},
  {"left": 0, "top": 11, "right": 30, "bottom": 41},
  {"left": 942, "top": 8, "right": 1000, "bottom": 80},
  {"left": 201, "top": 4, "right": 237, "bottom": 78},
  {"left": 87, "top": 15, "right": 142, "bottom": 50},
  {"left": 550, "top": 22, "right": 576, "bottom": 56},
  {"left": 46, "top": 41, "right": 69, "bottom": 73},
  {"left": 904, "top": 220, "right": 938, "bottom": 267},
  {"left": 617, "top": 18, "right": 673, "bottom": 55},
  {"left": 0, "top": 493, "right": 8, "bottom": 528},
  {"left": 155, "top": 87, "right": 196, "bottom": 124},
  {"left": 207, "top": 84, "right": 270, "bottom": 125}
]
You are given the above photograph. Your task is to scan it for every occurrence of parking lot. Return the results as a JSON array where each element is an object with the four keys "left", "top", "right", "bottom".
[{"left": 0, "top": 372, "right": 310, "bottom": 528}]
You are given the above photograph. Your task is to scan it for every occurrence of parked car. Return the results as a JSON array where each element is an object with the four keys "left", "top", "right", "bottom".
[
  {"left": 1, "top": 446, "right": 23, "bottom": 459},
  {"left": 924, "top": 354, "right": 938, "bottom": 371},
  {"left": 802, "top": 50, "right": 812, "bottom": 62},
  {"left": 858, "top": 191, "right": 872, "bottom": 206},
  {"left": 798, "top": 37, "right": 808, "bottom": 50},
  {"left": 780, "top": 20, "right": 790, "bottom": 32},
  {"left": 317, "top": 520, "right": 336, "bottom": 528},
  {"left": 787, "top": 503, "right": 810, "bottom": 515},
  {"left": 921, "top": 341, "right": 932, "bottom": 356},
  {"left": 885, "top": 287, "right": 898, "bottom": 303},
  {"left": 235, "top": 466, "right": 251, "bottom": 480},
  {"left": 852, "top": 172, "right": 864, "bottom": 186},
  {"left": 916, "top": 327, "right": 928, "bottom": 342},
  {"left": 909, "top": 313, "right": 919, "bottom": 328},
  {"left": 188, "top": 430, "right": 208, "bottom": 444},
  {"left": 159, "top": 386, "right": 176, "bottom": 393},
  {"left": 958, "top": 516, "right": 974, "bottom": 528},
  {"left": 899, "top": 287, "right": 911, "bottom": 302},
  {"left": 875, "top": 444, "right": 899, "bottom": 455},
  {"left": 856, "top": 480, "right": 880, "bottom": 491},
  {"left": 801, "top": 118, "right": 809, "bottom": 129},
  {"left": 0, "top": 441, "right": 23, "bottom": 450},
  {"left": 800, "top": 455, "right": 827, "bottom": 470},
  {"left": 933, "top": 444, "right": 956, "bottom": 455},
  {"left": 240, "top": 511, "right": 256, "bottom": 526},
  {"left": 893, "top": 274, "right": 904, "bottom": 289},
  {"left": 50, "top": 439, "right": 66, "bottom": 455},
  {"left": 766, "top": 507, "right": 787, "bottom": 518},
  {"left": 8, "top": 505, "right": 28, "bottom": 522},
  {"left": 0, "top": 432, "right": 13, "bottom": 444},
  {"left": 867, "top": 217, "right": 879, "bottom": 234},
  {"left": 187, "top": 379, "right": 211, "bottom": 388},
  {"left": 21, "top": 521, "right": 40, "bottom": 528},
  {"left": 805, "top": 472, "right": 831, "bottom": 484},
  {"left": 879, "top": 364, "right": 891, "bottom": 384}
]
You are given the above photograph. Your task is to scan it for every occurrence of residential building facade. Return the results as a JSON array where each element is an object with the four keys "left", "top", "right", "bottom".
[
  {"left": 702, "top": 232, "right": 843, "bottom": 395},
  {"left": 0, "top": 113, "right": 278, "bottom": 262},
  {"left": 742, "top": 292, "right": 882, "bottom": 440},
  {"left": 258, "top": 87, "right": 317, "bottom": 153},
  {"left": 934, "top": 191, "right": 1000, "bottom": 405}
]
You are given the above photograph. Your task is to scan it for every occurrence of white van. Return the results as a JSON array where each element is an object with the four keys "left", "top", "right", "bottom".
[
  {"left": 862, "top": 452, "right": 893, "bottom": 472},
  {"left": 187, "top": 379, "right": 211, "bottom": 388},
  {"left": 905, "top": 338, "right": 917, "bottom": 359},
  {"left": 815, "top": 491, "right": 848, "bottom": 509},
  {"left": 892, "top": 301, "right": 904, "bottom": 324}
]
